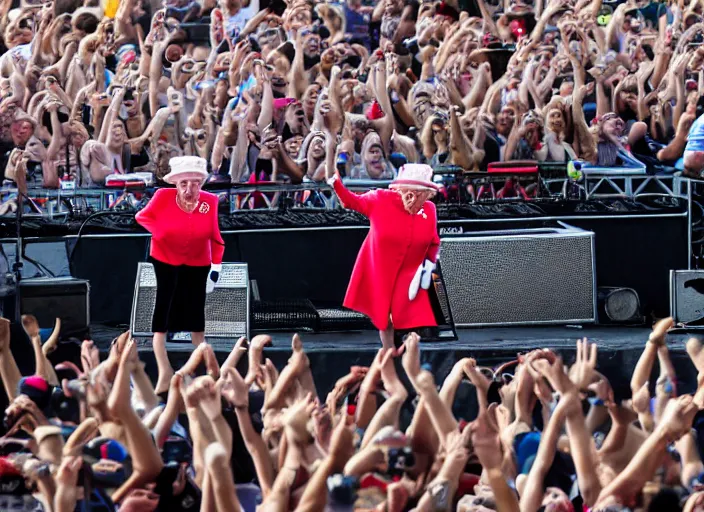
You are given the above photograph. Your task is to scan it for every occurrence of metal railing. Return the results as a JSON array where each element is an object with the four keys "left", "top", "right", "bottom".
[{"left": 0, "top": 170, "right": 692, "bottom": 219}]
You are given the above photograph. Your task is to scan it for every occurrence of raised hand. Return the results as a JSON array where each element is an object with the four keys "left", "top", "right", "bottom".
[
  {"left": 203, "top": 343, "right": 220, "bottom": 380},
  {"left": 657, "top": 395, "right": 698, "bottom": 442},
  {"left": 333, "top": 366, "right": 368, "bottom": 394},
  {"left": 380, "top": 349, "right": 407, "bottom": 400},
  {"left": 246, "top": 334, "right": 272, "bottom": 386},
  {"left": 179, "top": 374, "right": 218, "bottom": 413},
  {"left": 284, "top": 393, "right": 316, "bottom": 445},
  {"left": 194, "top": 376, "right": 223, "bottom": 420},
  {"left": 588, "top": 377, "right": 615, "bottom": 407},
  {"left": 569, "top": 338, "right": 598, "bottom": 390},
  {"left": 470, "top": 403, "right": 503, "bottom": 470},
  {"left": 443, "top": 425, "right": 472, "bottom": 462},
  {"left": 312, "top": 405, "right": 333, "bottom": 451},
  {"left": 178, "top": 342, "right": 211, "bottom": 377},
  {"left": 648, "top": 317, "right": 674, "bottom": 346},
  {"left": 222, "top": 336, "right": 248, "bottom": 373},
  {"left": 106, "top": 331, "right": 130, "bottom": 372},
  {"left": 80, "top": 340, "right": 100, "bottom": 374},
  {"left": 55, "top": 455, "right": 82, "bottom": 488},
  {"left": 631, "top": 381, "right": 650, "bottom": 415},
  {"left": 4, "top": 394, "right": 49, "bottom": 432},
  {"left": 288, "top": 333, "right": 310, "bottom": 374},
  {"left": 258, "top": 358, "right": 278, "bottom": 395},
  {"left": 21, "top": 314, "right": 40, "bottom": 338},
  {"left": 530, "top": 355, "right": 576, "bottom": 397},
  {"left": 107, "top": 338, "right": 138, "bottom": 418},
  {"left": 42, "top": 318, "right": 61, "bottom": 356},
  {"left": 413, "top": 370, "right": 437, "bottom": 396},
  {"left": 221, "top": 367, "right": 248, "bottom": 409},
  {"left": 686, "top": 337, "right": 704, "bottom": 374},
  {"left": 464, "top": 359, "right": 491, "bottom": 395},
  {"left": 401, "top": 333, "right": 422, "bottom": 381}
]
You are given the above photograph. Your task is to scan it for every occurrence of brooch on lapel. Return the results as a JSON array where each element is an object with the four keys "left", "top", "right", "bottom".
[
  {"left": 198, "top": 202, "right": 210, "bottom": 214},
  {"left": 417, "top": 208, "right": 427, "bottom": 220}
]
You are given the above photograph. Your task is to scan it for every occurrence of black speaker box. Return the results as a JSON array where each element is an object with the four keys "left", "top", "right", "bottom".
[{"left": 4, "top": 278, "right": 90, "bottom": 339}]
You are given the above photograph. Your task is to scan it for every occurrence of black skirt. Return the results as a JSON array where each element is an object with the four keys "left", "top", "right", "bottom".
[{"left": 150, "top": 257, "right": 210, "bottom": 333}]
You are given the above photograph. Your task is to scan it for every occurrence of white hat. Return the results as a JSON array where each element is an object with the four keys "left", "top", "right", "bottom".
[
  {"left": 389, "top": 164, "right": 439, "bottom": 192},
  {"left": 163, "top": 156, "right": 209, "bottom": 184}
]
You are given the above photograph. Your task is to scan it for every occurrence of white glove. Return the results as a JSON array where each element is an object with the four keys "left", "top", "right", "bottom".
[
  {"left": 408, "top": 259, "right": 436, "bottom": 301},
  {"left": 206, "top": 263, "right": 222, "bottom": 294}
]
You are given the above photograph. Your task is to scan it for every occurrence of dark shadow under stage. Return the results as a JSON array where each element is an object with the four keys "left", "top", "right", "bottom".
[{"left": 81, "top": 324, "right": 702, "bottom": 403}]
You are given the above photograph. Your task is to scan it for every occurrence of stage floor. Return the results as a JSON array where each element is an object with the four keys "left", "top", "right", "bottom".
[
  {"left": 90, "top": 323, "right": 685, "bottom": 353},
  {"left": 82, "top": 324, "right": 700, "bottom": 401},
  {"left": 122, "top": 326, "right": 657, "bottom": 352}
]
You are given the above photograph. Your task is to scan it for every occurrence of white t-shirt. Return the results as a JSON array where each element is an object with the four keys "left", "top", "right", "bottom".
[{"left": 226, "top": 0, "right": 260, "bottom": 36}]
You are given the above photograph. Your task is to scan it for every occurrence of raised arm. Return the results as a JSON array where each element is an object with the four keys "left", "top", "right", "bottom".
[
  {"left": 519, "top": 393, "right": 571, "bottom": 512},
  {"left": 221, "top": 367, "right": 275, "bottom": 498},
  {"left": 0, "top": 318, "right": 20, "bottom": 402},
  {"left": 325, "top": 134, "right": 378, "bottom": 216}
]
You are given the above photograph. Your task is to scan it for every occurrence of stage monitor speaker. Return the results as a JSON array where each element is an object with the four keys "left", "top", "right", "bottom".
[
  {"left": 441, "top": 223, "right": 596, "bottom": 326},
  {"left": 130, "top": 262, "right": 250, "bottom": 338},
  {"left": 670, "top": 270, "right": 704, "bottom": 327},
  {"left": 597, "top": 287, "right": 644, "bottom": 324},
  {"left": 17, "top": 278, "right": 90, "bottom": 338}
]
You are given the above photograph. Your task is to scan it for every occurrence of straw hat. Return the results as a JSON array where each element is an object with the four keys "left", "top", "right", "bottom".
[
  {"left": 163, "top": 156, "right": 208, "bottom": 184},
  {"left": 389, "top": 164, "right": 439, "bottom": 191}
]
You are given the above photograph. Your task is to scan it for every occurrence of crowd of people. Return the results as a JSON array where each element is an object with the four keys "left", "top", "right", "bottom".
[
  {"left": 6, "top": 0, "right": 704, "bottom": 193},
  {"left": 4, "top": 314, "right": 704, "bottom": 511}
]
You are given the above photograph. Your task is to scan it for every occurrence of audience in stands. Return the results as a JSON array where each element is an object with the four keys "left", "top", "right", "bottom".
[
  {"left": 3, "top": 0, "right": 704, "bottom": 192},
  {"left": 2, "top": 314, "right": 704, "bottom": 511}
]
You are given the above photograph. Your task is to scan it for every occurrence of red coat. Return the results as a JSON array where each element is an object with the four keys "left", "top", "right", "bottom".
[
  {"left": 333, "top": 178, "right": 440, "bottom": 330},
  {"left": 135, "top": 188, "right": 225, "bottom": 266}
]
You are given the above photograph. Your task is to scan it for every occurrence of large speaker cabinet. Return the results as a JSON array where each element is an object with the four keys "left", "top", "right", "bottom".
[
  {"left": 131, "top": 262, "right": 249, "bottom": 338},
  {"left": 16, "top": 278, "right": 90, "bottom": 338},
  {"left": 440, "top": 223, "right": 596, "bottom": 326}
]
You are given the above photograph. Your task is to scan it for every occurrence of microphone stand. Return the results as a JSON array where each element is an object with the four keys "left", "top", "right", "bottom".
[{"left": 13, "top": 188, "right": 22, "bottom": 323}]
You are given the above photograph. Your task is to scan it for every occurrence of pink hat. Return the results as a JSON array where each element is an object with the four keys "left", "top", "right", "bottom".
[{"left": 389, "top": 164, "right": 439, "bottom": 191}]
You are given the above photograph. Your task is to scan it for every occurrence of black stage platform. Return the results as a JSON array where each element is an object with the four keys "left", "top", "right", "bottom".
[{"left": 81, "top": 324, "right": 701, "bottom": 403}]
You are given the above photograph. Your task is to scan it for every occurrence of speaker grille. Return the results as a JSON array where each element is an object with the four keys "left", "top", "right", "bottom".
[
  {"left": 131, "top": 263, "right": 249, "bottom": 338},
  {"left": 671, "top": 270, "right": 704, "bottom": 324},
  {"left": 604, "top": 288, "right": 640, "bottom": 321},
  {"left": 441, "top": 229, "right": 595, "bottom": 326}
]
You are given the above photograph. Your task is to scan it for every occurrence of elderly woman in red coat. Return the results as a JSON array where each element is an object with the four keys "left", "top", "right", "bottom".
[
  {"left": 328, "top": 163, "right": 440, "bottom": 349},
  {"left": 136, "top": 155, "right": 224, "bottom": 392}
]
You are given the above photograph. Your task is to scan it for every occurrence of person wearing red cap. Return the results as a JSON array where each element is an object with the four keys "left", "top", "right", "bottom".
[
  {"left": 326, "top": 137, "right": 440, "bottom": 348},
  {"left": 136, "top": 156, "right": 224, "bottom": 392}
]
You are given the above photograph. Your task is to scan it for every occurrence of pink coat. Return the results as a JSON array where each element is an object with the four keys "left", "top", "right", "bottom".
[
  {"left": 333, "top": 178, "right": 440, "bottom": 330},
  {"left": 135, "top": 188, "right": 225, "bottom": 267}
]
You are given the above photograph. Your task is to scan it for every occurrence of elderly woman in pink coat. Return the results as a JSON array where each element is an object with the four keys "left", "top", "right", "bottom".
[{"left": 328, "top": 163, "right": 440, "bottom": 349}]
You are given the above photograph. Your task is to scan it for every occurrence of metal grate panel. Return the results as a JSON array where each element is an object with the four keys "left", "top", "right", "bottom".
[
  {"left": 441, "top": 227, "right": 596, "bottom": 326},
  {"left": 131, "top": 263, "right": 249, "bottom": 338}
]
